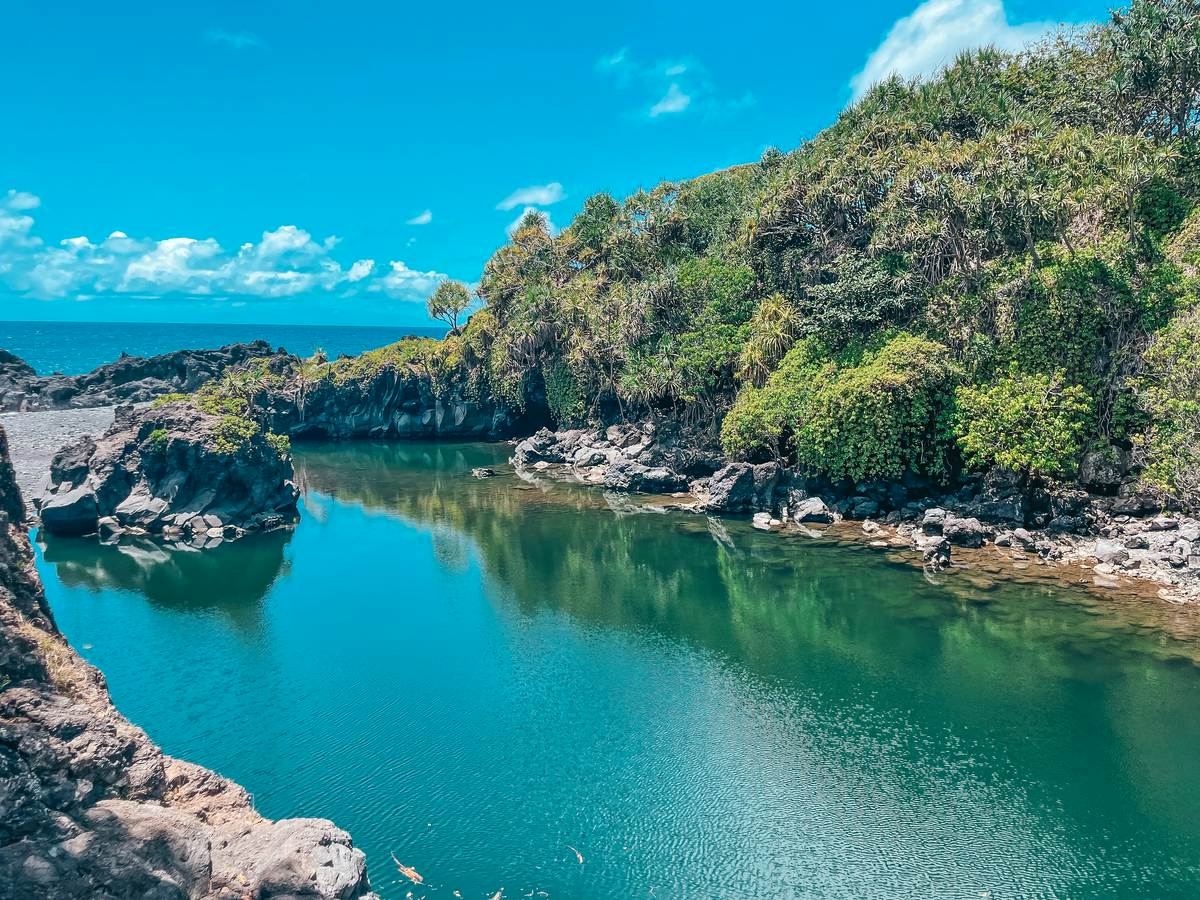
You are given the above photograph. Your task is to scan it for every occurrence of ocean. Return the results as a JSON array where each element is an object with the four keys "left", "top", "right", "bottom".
[{"left": 0, "top": 321, "right": 446, "bottom": 376}]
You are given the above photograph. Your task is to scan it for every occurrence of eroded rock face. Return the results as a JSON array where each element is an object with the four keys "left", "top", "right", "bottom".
[
  {"left": 0, "top": 343, "right": 280, "bottom": 413},
  {"left": 0, "top": 424, "right": 377, "bottom": 899},
  {"left": 263, "top": 367, "right": 530, "bottom": 441},
  {"left": 35, "top": 402, "right": 298, "bottom": 542}
]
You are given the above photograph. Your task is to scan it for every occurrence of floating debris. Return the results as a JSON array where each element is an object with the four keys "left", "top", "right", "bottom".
[{"left": 390, "top": 852, "right": 424, "bottom": 884}]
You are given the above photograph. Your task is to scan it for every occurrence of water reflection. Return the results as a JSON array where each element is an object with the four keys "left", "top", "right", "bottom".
[
  {"left": 37, "top": 528, "right": 292, "bottom": 634},
  {"left": 36, "top": 440, "right": 1200, "bottom": 897}
]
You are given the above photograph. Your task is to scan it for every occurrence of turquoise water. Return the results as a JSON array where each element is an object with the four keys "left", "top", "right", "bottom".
[
  {"left": 0, "top": 321, "right": 444, "bottom": 375},
  {"left": 36, "top": 442, "right": 1200, "bottom": 898}
]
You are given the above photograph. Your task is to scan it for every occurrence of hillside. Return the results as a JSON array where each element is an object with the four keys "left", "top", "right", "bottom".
[{"left": 399, "top": 0, "right": 1199, "bottom": 512}]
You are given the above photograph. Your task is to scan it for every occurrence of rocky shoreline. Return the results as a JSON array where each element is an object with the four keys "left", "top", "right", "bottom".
[
  {"left": 0, "top": 424, "right": 377, "bottom": 899},
  {"left": 514, "top": 424, "right": 1200, "bottom": 605}
]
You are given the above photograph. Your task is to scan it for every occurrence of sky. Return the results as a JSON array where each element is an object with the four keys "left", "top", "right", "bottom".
[{"left": 1, "top": 0, "right": 1107, "bottom": 327}]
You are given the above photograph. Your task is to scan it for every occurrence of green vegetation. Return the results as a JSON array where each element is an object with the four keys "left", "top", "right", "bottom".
[
  {"left": 1136, "top": 304, "right": 1200, "bottom": 507},
  {"left": 426, "top": 280, "right": 473, "bottom": 335},
  {"left": 391, "top": 0, "right": 1196, "bottom": 505},
  {"left": 210, "top": 415, "right": 260, "bottom": 455},
  {"left": 956, "top": 369, "right": 1094, "bottom": 479},
  {"left": 144, "top": 428, "right": 170, "bottom": 453},
  {"left": 721, "top": 334, "right": 959, "bottom": 481}
]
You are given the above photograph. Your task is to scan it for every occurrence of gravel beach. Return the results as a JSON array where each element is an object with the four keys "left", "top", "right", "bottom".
[{"left": 0, "top": 406, "right": 116, "bottom": 504}]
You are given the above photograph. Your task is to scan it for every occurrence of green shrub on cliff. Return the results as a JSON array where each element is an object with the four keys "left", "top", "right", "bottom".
[
  {"left": 956, "top": 369, "right": 1094, "bottom": 479},
  {"left": 210, "top": 415, "right": 260, "bottom": 456},
  {"left": 722, "top": 334, "right": 959, "bottom": 481},
  {"left": 1136, "top": 305, "right": 1200, "bottom": 508}
]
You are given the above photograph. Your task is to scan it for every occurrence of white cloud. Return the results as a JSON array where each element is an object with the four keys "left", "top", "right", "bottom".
[
  {"left": 372, "top": 260, "right": 445, "bottom": 299},
  {"left": 649, "top": 83, "right": 692, "bottom": 117},
  {"left": 205, "top": 29, "right": 262, "bottom": 50},
  {"left": 406, "top": 209, "right": 433, "bottom": 225},
  {"left": 596, "top": 50, "right": 749, "bottom": 120},
  {"left": 851, "top": 0, "right": 1058, "bottom": 98},
  {"left": 347, "top": 259, "right": 375, "bottom": 281},
  {"left": 0, "top": 188, "right": 449, "bottom": 303},
  {"left": 496, "top": 183, "right": 565, "bottom": 211},
  {"left": 4, "top": 190, "right": 40, "bottom": 211}
]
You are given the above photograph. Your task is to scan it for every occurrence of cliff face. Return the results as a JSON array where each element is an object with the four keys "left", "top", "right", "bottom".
[
  {"left": 0, "top": 343, "right": 280, "bottom": 412},
  {"left": 265, "top": 366, "right": 538, "bottom": 440},
  {"left": 0, "top": 425, "right": 376, "bottom": 899}
]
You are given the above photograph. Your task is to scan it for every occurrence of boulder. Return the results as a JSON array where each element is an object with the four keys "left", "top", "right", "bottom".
[
  {"left": 703, "top": 463, "right": 757, "bottom": 512},
  {"left": 943, "top": 515, "right": 989, "bottom": 548},
  {"left": 603, "top": 458, "right": 688, "bottom": 493},
  {"left": 792, "top": 497, "right": 834, "bottom": 524},
  {"left": 38, "top": 482, "right": 99, "bottom": 536},
  {"left": 921, "top": 507, "right": 947, "bottom": 535},
  {"left": 1093, "top": 538, "right": 1131, "bottom": 565}
]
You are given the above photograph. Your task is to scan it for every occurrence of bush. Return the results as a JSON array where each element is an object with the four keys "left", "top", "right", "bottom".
[
  {"left": 956, "top": 369, "right": 1093, "bottom": 479},
  {"left": 1136, "top": 305, "right": 1200, "bottom": 509},
  {"left": 210, "top": 415, "right": 260, "bottom": 455},
  {"left": 144, "top": 428, "right": 169, "bottom": 453},
  {"left": 543, "top": 361, "right": 588, "bottom": 427},
  {"left": 265, "top": 431, "right": 292, "bottom": 457},
  {"left": 722, "top": 333, "right": 959, "bottom": 480}
]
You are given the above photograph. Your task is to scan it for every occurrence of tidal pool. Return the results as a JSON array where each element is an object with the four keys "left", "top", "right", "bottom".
[{"left": 36, "top": 442, "right": 1200, "bottom": 898}]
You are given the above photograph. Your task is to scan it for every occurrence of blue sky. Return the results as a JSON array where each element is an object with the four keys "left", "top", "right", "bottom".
[{"left": 1, "top": 0, "right": 1105, "bottom": 326}]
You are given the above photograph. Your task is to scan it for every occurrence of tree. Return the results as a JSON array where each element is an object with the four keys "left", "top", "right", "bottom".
[
  {"left": 427, "top": 280, "right": 472, "bottom": 335},
  {"left": 1104, "top": 0, "right": 1200, "bottom": 140}
]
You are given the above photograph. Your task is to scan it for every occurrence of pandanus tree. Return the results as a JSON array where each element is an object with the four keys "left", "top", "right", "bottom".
[{"left": 426, "top": 280, "right": 473, "bottom": 335}]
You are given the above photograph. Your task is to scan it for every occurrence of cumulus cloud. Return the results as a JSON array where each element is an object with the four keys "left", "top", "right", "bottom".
[
  {"left": 406, "top": 209, "right": 433, "bottom": 225},
  {"left": 4, "top": 190, "right": 40, "bottom": 211},
  {"left": 372, "top": 260, "right": 446, "bottom": 299},
  {"left": 596, "top": 49, "right": 751, "bottom": 119},
  {"left": 205, "top": 29, "right": 262, "bottom": 50},
  {"left": 496, "top": 183, "right": 565, "bottom": 211},
  {"left": 0, "top": 189, "right": 447, "bottom": 303},
  {"left": 851, "top": 0, "right": 1059, "bottom": 98}
]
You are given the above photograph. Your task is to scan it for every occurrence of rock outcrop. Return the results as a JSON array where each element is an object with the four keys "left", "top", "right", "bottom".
[
  {"left": 0, "top": 343, "right": 280, "bottom": 412},
  {"left": 513, "top": 422, "right": 722, "bottom": 490},
  {"left": 35, "top": 402, "right": 298, "bottom": 543},
  {"left": 263, "top": 367, "right": 530, "bottom": 441},
  {"left": 0, "top": 424, "right": 377, "bottom": 899}
]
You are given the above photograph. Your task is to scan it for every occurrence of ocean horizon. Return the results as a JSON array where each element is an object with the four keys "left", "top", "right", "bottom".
[{"left": 0, "top": 320, "right": 445, "bottom": 376}]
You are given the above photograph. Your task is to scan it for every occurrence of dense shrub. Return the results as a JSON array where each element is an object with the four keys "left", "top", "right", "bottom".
[
  {"left": 956, "top": 369, "right": 1094, "bottom": 479},
  {"left": 722, "top": 334, "right": 959, "bottom": 481},
  {"left": 1136, "top": 305, "right": 1200, "bottom": 508}
]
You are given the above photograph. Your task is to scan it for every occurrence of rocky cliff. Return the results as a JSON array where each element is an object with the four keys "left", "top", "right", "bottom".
[
  {"left": 263, "top": 365, "right": 535, "bottom": 441},
  {"left": 35, "top": 402, "right": 298, "bottom": 543},
  {"left": 0, "top": 424, "right": 377, "bottom": 899},
  {"left": 0, "top": 343, "right": 279, "bottom": 412}
]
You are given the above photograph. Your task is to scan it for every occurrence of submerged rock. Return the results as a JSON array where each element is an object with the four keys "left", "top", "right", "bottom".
[
  {"left": 35, "top": 401, "right": 298, "bottom": 541},
  {"left": 0, "top": 424, "right": 377, "bottom": 899}
]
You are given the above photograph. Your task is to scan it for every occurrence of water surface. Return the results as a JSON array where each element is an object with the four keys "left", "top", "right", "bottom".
[{"left": 37, "top": 442, "right": 1200, "bottom": 898}]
